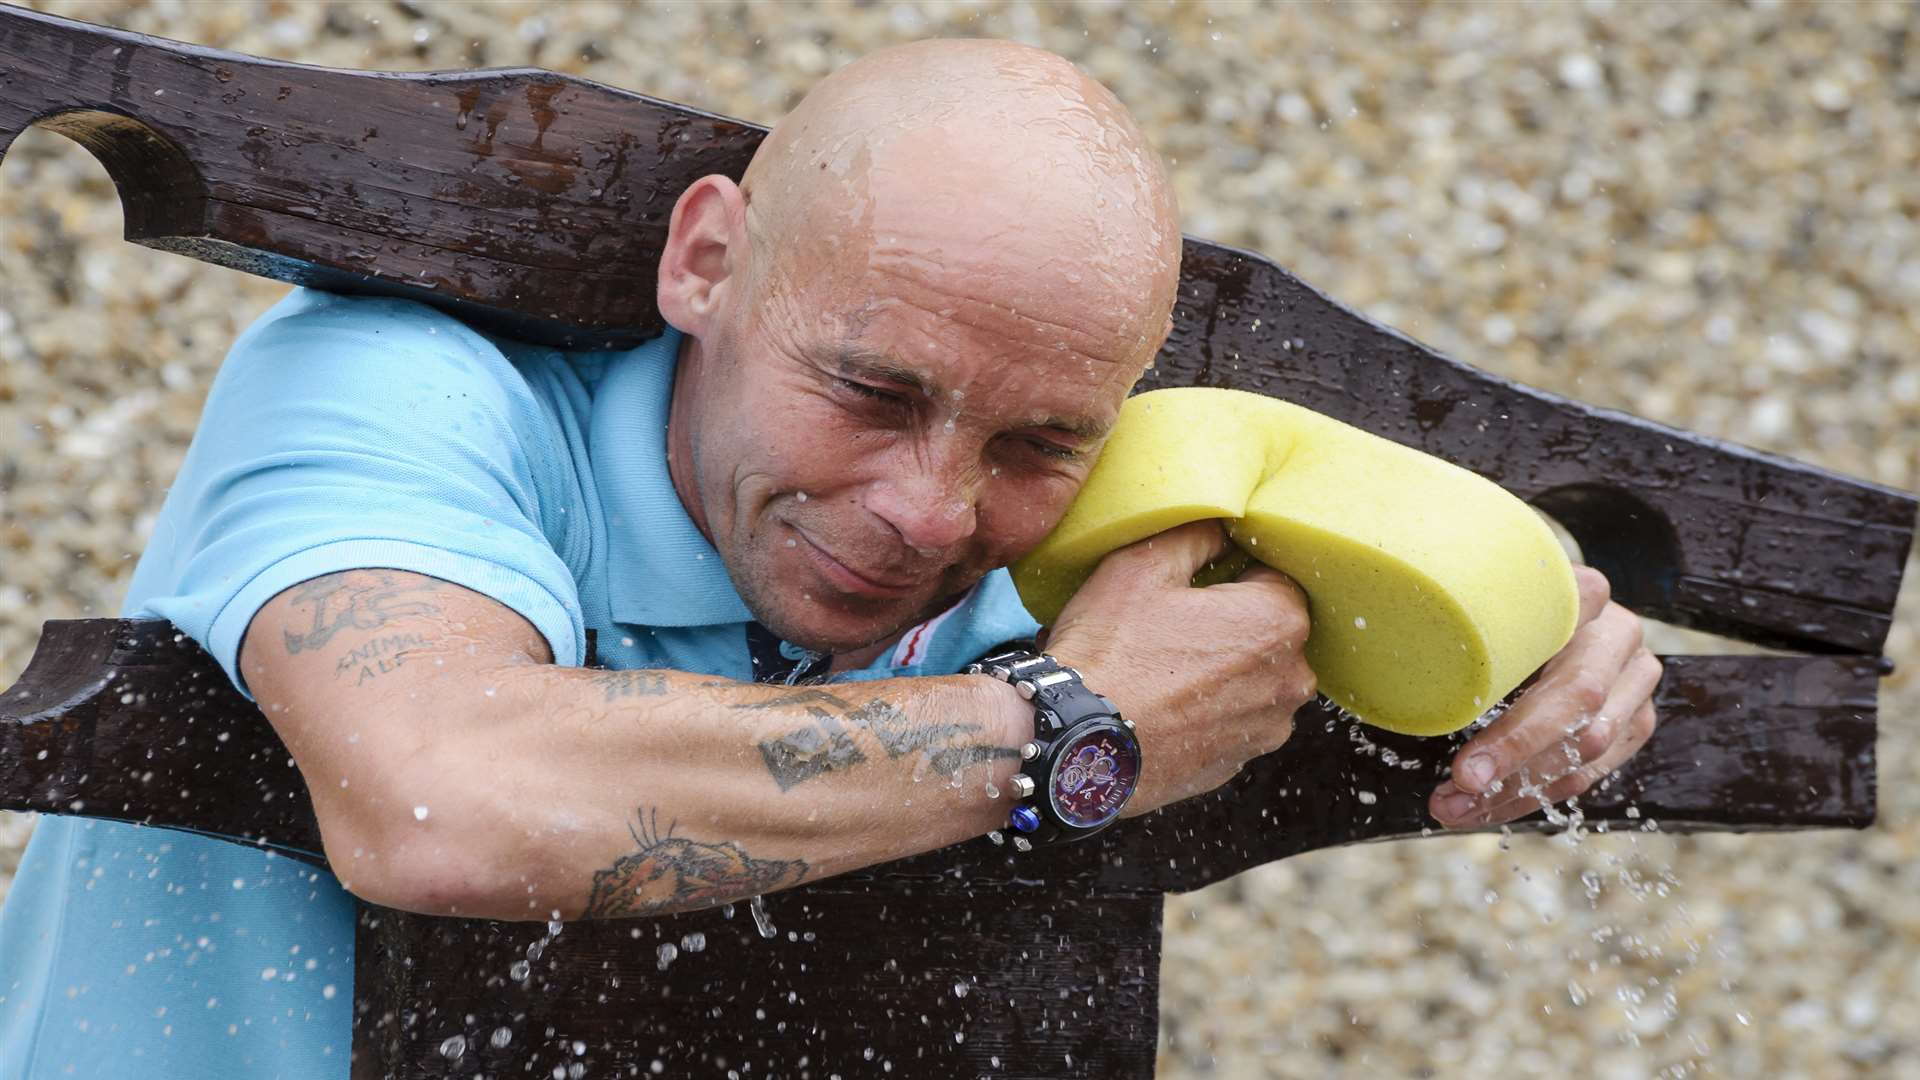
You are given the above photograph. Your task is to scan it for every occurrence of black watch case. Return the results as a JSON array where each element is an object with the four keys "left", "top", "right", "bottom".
[{"left": 968, "top": 651, "right": 1141, "bottom": 851}]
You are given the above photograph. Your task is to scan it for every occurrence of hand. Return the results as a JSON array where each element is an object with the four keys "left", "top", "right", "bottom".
[
  {"left": 1042, "top": 519, "right": 1317, "bottom": 818},
  {"left": 1429, "top": 565, "right": 1664, "bottom": 828}
]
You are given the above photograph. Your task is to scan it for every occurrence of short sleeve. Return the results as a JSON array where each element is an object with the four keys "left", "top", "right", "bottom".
[{"left": 132, "top": 290, "right": 586, "bottom": 702}]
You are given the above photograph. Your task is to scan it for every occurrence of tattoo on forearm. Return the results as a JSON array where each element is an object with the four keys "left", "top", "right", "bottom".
[
  {"left": 283, "top": 571, "right": 443, "bottom": 655},
  {"left": 757, "top": 707, "right": 868, "bottom": 791},
  {"left": 732, "top": 688, "right": 854, "bottom": 712},
  {"left": 592, "top": 669, "right": 671, "bottom": 702},
  {"left": 581, "top": 807, "right": 808, "bottom": 919},
  {"left": 743, "top": 692, "right": 1018, "bottom": 791},
  {"left": 334, "top": 631, "right": 428, "bottom": 686}
]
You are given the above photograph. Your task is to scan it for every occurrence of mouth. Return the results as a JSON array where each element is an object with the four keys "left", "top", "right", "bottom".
[{"left": 789, "top": 526, "right": 925, "bottom": 599}]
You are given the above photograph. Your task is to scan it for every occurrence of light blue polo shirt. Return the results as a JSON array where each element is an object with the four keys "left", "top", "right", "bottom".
[{"left": 0, "top": 288, "right": 1040, "bottom": 1079}]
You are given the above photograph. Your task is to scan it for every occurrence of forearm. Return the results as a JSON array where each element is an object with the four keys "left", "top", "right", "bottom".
[{"left": 406, "top": 664, "right": 1033, "bottom": 921}]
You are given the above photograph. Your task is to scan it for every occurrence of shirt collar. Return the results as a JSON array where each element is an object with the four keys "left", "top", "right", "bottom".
[{"left": 592, "top": 327, "right": 756, "bottom": 628}]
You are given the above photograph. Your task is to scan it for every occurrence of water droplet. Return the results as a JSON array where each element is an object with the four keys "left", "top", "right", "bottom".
[
  {"left": 509, "top": 960, "right": 530, "bottom": 981},
  {"left": 490, "top": 1026, "right": 513, "bottom": 1049},
  {"left": 657, "top": 942, "right": 679, "bottom": 970},
  {"left": 438, "top": 1034, "right": 467, "bottom": 1060},
  {"left": 749, "top": 895, "right": 777, "bottom": 939},
  {"left": 680, "top": 931, "right": 706, "bottom": 953},
  {"left": 795, "top": 491, "right": 809, "bottom": 502},
  {"left": 413, "top": 805, "right": 430, "bottom": 820},
  {"left": 1353, "top": 616, "right": 1367, "bottom": 630}
]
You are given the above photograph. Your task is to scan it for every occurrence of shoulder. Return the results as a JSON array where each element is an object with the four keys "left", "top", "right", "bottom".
[
  {"left": 212, "top": 288, "right": 540, "bottom": 419},
  {"left": 229, "top": 288, "right": 501, "bottom": 371}
]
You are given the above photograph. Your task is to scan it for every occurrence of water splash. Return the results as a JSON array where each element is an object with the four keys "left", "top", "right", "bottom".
[{"left": 749, "top": 894, "right": 777, "bottom": 939}]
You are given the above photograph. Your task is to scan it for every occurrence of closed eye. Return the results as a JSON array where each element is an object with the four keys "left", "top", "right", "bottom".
[
  {"left": 1027, "top": 438, "right": 1082, "bottom": 461},
  {"left": 837, "top": 378, "right": 911, "bottom": 407}
]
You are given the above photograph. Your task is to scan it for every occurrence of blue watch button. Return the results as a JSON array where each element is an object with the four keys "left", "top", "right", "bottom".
[{"left": 1009, "top": 806, "right": 1041, "bottom": 833}]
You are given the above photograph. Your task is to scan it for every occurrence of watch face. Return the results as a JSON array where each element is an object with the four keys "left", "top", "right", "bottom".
[{"left": 1048, "top": 723, "right": 1140, "bottom": 829}]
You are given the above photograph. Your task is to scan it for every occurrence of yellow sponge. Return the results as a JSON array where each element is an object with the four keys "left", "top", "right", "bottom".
[{"left": 1011, "top": 387, "right": 1580, "bottom": 736}]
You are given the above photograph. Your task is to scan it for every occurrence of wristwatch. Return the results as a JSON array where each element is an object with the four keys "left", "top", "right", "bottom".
[{"left": 967, "top": 649, "right": 1142, "bottom": 852}]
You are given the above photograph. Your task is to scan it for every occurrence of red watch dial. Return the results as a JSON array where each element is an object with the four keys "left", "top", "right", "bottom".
[{"left": 1048, "top": 724, "right": 1140, "bottom": 828}]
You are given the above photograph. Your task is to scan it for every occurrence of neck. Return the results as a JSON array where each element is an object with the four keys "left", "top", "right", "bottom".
[{"left": 665, "top": 332, "right": 715, "bottom": 547}]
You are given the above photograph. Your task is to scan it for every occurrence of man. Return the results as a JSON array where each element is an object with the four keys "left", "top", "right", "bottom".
[{"left": 0, "top": 37, "right": 1663, "bottom": 1077}]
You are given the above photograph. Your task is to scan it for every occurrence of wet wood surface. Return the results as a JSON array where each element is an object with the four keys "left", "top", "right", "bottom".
[
  {"left": 0, "top": 623, "right": 1888, "bottom": 1076},
  {"left": 1, "top": 4, "right": 1914, "bottom": 1078}
]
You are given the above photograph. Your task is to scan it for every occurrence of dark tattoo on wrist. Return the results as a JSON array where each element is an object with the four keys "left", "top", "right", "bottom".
[
  {"left": 757, "top": 707, "right": 868, "bottom": 791},
  {"left": 283, "top": 570, "right": 443, "bottom": 655},
  {"left": 336, "top": 631, "right": 428, "bottom": 686},
  {"left": 591, "top": 669, "right": 671, "bottom": 702},
  {"left": 581, "top": 807, "right": 808, "bottom": 919},
  {"left": 743, "top": 692, "right": 1019, "bottom": 791}
]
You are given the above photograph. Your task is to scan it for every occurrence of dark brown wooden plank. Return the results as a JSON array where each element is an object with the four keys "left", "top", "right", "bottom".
[
  {"left": 350, "top": 890, "right": 1165, "bottom": 1079},
  {"left": 0, "top": 619, "right": 1881, "bottom": 884},
  {"left": 0, "top": 619, "right": 323, "bottom": 865},
  {"left": 4, "top": 6, "right": 1911, "bottom": 658},
  {"left": 0, "top": 621, "right": 1885, "bottom": 1078},
  {"left": 1152, "top": 241, "right": 1918, "bottom": 659},
  {"left": 0, "top": 4, "right": 763, "bottom": 346}
]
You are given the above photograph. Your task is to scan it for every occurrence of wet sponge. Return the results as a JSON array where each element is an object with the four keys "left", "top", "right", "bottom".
[{"left": 1010, "top": 387, "right": 1580, "bottom": 736}]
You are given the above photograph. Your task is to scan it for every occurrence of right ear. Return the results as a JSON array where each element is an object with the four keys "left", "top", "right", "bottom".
[{"left": 656, "top": 174, "right": 750, "bottom": 338}]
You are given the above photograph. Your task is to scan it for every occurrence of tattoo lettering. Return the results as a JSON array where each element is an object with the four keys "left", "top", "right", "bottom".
[
  {"left": 592, "top": 669, "right": 671, "bottom": 702},
  {"left": 581, "top": 807, "right": 807, "bottom": 919},
  {"left": 283, "top": 571, "right": 443, "bottom": 655},
  {"left": 335, "top": 632, "right": 428, "bottom": 686},
  {"left": 757, "top": 707, "right": 868, "bottom": 791}
]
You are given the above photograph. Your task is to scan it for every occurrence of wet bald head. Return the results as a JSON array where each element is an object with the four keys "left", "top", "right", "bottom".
[{"left": 734, "top": 37, "right": 1182, "bottom": 364}]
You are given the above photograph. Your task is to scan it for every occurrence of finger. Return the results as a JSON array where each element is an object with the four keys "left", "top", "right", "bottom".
[
  {"left": 1511, "top": 646, "right": 1663, "bottom": 776},
  {"left": 1573, "top": 564, "right": 1611, "bottom": 627},
  {"left": 1446, "top": 604, "right": 1645, "bottom": 796},
  {"left": 1442, "top": 699, "right": 1658, "bottom": 827},
  {"left": 1225, "top": 561, "right": 1311, "bottom": 611},
  {"left": 1108, "top": 518, "right": 1233, "bottom": 585}
]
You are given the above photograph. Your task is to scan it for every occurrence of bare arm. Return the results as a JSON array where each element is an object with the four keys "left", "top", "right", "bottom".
[{"left": 240, "top": 568, "right": 1032, "bottom": 922}]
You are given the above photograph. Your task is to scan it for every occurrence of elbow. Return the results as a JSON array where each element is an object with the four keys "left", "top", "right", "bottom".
[{"left": 317, "top": 789, "right": 517, "bottom": 919}]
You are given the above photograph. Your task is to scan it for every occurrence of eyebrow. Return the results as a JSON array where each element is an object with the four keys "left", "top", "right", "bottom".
[{"left": 829, "top": 346, "right": 1111, "bottom": 441}]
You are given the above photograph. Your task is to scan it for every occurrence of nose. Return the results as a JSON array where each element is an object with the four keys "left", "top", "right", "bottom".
[{"left": 866, "top": 449, "right": 980, "bottom": 556}]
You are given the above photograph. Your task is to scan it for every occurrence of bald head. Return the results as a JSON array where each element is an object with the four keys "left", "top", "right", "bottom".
[
  {"left": 654, "top": 38, "right": 1184, "bottom": 656},
  {"left": 736, "top": 38, "right": 1182, "bottom": 368}
]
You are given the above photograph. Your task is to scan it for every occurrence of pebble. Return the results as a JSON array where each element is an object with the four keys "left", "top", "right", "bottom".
[{"left": 2, "top": 3, "right": 1917, "bottom": 1077}]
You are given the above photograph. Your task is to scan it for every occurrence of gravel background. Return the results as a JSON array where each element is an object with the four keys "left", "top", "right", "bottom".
[{"left": 2, "top": 2, "right": 1917, "bottom": 1077}]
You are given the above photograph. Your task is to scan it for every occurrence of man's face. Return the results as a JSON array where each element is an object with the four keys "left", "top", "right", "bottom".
[{"left": 678, "top": 233, "right": 1162, "bottom": 656}]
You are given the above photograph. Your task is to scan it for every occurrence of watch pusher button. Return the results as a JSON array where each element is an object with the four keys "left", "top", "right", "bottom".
[
  {"left": 1015, "top": 679, "right": 1036, "bottom": 700},
  {"left": 1019, "top": 741, "right": 1041, "bottom": 760},
  {"left": 1009, "top": 775, "right": 1036, "bottom": 798},
  {"left": 1012, "top": 836, "right": 1033, "bottom": 852},
  {"left": 1009, "top": 806, "right": 1041, "bottom": 833}
]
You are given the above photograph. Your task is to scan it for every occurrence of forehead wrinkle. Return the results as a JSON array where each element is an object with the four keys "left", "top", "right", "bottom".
[{"left": 864, "top": 262, "right": 1124, "bottom": 368}]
